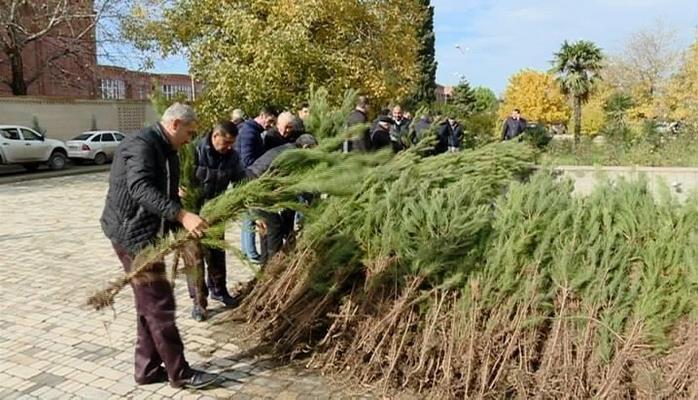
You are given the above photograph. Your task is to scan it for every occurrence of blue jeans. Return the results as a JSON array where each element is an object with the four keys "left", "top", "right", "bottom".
[{"left": 240, "top": 217, "right": 260, "bottom": 260}]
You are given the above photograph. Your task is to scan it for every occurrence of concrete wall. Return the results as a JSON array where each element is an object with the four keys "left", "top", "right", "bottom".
[
  {"left": 555, "top": 166, "right": 698, "bottom": 201},
  {"left": 0, "top": 96, "right": 158, "bottom": 141}
]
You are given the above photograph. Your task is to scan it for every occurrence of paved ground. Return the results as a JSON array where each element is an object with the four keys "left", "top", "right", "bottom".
[{"left": 0, "top": 173, "right": 378, "bottom": 399}]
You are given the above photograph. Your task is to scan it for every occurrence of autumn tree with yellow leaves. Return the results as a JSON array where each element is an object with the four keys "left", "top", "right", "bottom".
[
  {"left": 124, "top": 0, "right": 423, "bottom": 122},
  {"left": 664, "top": 35, "right": 698, "bottom": 128},
  {"left": 498, "top": 70, "right": 570, "bottom": 126}
]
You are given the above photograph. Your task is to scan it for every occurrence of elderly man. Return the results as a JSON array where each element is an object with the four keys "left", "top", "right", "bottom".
[{"left": 100, "top": 103, "right": 218, "bottom": 389}]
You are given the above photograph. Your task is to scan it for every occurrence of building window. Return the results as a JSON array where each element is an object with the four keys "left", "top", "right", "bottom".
[
  {"left": 161, "top": 84, "right": 192, "bottom": 100},
  {"left": 100, "top": 79, "right": 126, "bottom": 99}
]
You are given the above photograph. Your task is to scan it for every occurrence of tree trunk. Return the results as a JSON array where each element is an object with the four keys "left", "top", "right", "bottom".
[
  {"left": 9, "top": 48, "right": 28, "bottom": 95},
  {"left": 573, "top": 96, "right": 582, "bottom": 144}
]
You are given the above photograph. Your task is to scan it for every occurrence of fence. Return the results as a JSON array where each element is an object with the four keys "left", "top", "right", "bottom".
[{"left": 0, "top": 96, "right": 158, "bottom": 141}]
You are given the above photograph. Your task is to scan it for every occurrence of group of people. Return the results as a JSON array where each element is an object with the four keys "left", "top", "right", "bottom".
[
  {"left": 99, "top": 96, "right": 530, "bottom": 391},
  {"left": 100, "top": 103, "right": 316, "bottom": 390},
  {"left": 342, "top": 97, "right": 528, "bottom": 154}
]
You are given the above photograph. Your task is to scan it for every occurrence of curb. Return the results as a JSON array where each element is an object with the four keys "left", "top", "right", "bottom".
[{"left": 0, "top": 165, "right": 110, "bottom": 185}]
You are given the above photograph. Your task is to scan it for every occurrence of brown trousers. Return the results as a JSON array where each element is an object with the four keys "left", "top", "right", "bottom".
[{"left": 113, "top": 242, "right": 192, "bottom": 384}]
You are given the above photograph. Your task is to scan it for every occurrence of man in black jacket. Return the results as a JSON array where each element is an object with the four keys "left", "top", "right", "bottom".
[
  {"left": 246, "top": 132, "right": 318, "bottom": 264},
  {"left": 186, "top": 121, "right": 245, "bottom": 321},
  {"left": 346, "top": 95, "right": 369, "bottom": 127},
  {"left": 437, "top": 117, "right": 465, "bottom": 153},
  {"left": 501, "top": 108, "right": 527, "bottom": 141},
  {"left": 100, "top": 103, "right": 218, "bottom": 389}
]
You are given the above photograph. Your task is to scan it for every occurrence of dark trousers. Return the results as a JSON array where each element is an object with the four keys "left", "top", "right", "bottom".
[
  {"left": 113, "top": 242, "right": 192, "bottom": 384},
  {"left": 186, "top": 241, "right": 228, "bottom": 308},
  {"left": 259, "top": 210, "right": 294, "bottom": 264}
]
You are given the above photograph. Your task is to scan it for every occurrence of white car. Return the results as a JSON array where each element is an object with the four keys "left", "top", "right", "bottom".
[
  {"left": 0, "top": 125, "right": 69, "bottom": 171},
  {"left": 66, "top": 131, "right": 125, "bottom": 165}
]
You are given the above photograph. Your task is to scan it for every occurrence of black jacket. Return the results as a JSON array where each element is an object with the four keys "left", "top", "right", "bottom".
[
  {"left": 193, "top": 133, "right": 244, "bottom": 203},
  {"left": 413, "top": 117, "right": 431, "bottom": 143},
  {"left": 245, "top": 143, "right": 296, "bottom": 179},
  {"left": 502, "top": 117, "right": 527, "bottom": 140},
  {"left": 347, "top": 109, "right": 368, "bottom": 127},
  {"left": 101, "top": 123, "right": 181, "bottom": 253},
  {"left": 370, "top": 126, "right": 396, "bottom": 152},
  {"left": 263, "top": 128, "right": 297, "bottom": 152},
  {"left": 438, "top": 120, "right": 464, "bottom": 149}
]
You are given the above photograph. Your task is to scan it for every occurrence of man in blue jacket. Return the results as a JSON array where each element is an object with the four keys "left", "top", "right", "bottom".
[
  {"left": 100, "top": 103, "right": 218, "bottom": 389},
  {"left": 234, "top": 106, "right": 277, "bottom": 263}
]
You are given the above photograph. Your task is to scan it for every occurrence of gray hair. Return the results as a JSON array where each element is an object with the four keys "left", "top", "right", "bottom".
[
  {"left": 161, "top": 103, "right": 197, "bottom": 124},
  {"left": 230, "top": 108, "right": 246, "bottom": 121},
  {"left": 277, "top": 111, "right": 295, "bottom": 127}
]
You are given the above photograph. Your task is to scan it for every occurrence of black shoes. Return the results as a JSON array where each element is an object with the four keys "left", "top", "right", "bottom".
[
  {"left": 210, "top": 292, "right": 239, "bottom": 308},
  {"left": 171, "top": 369, "right": 220, "bottom": 389},
  {"left": 191, "top": 305, "right": 207, "bottom": 322}
]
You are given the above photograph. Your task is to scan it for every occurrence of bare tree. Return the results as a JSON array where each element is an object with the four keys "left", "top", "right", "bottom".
[
  {"left": 605, "top": 21, "right": 681, "bottom": 98},
  {"left": 0, "top": 0, "right": 131, "bottom": 95}
]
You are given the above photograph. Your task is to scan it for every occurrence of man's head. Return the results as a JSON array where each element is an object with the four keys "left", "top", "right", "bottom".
[
  {"left": 255, "top": 106, "right": 278, "bottom": 130},
  {"left": 295, "top": 134, "right": 318, "bottom": 149},
  {"left": 377, "top": 115, "right": 393, "bottom": 130},
  {"left": 276, "top": 111, "right": 296, "bottom": 138},
  {"left": 297, "top": 102, "right": 310, "bottom": 121},
  {"left": 161, "top": 103, "right": 198, "bottom": 150},
  {"left": 392, "top": 105, "right": 403, "bottom": 121},
  {"left": 356, "top": 95, "right": 368, "bottom": 112},
  {"left": 230, "top": 109, "right": 246, "bottom": 125},
  {"left": 512, "top": 109, "right": 521, "bottom": 119},
  {"left": 211, "top": 121, "right": 238, "bottom": 154}
]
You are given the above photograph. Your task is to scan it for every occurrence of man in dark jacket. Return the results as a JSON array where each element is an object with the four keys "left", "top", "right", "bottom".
[
  {"left": 346, "top": 95, "right": 369, "bottom": 127},
  {"left": 100, "top": 103, "right": 217, "bottom": 389},
  {"left": 263, "top": 111, "right": 299, "bottom": 151},
  {"left": 411, "top": 114, "right": 432, "bottom": 144},
  {"left": 437, "top": 118, "right": 465, "bottom": 152},
  {"left": 186, "top": 121, "right": 245, "bottom": 321},
  {"left": 246, "top": 132, "right": 318, "bottom": 263},
  {"left": 370, "top": 115, "right": 398, "bottom": 151},
  {"left": 235, "top": 106, "right": 277, "bottom": 264},
  {"left": 501, "top": 108, "right": 527, "bottom": 141}
]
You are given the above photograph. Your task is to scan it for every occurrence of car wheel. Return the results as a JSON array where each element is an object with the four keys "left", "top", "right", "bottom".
[
  {"left": 93, "top": 152, "right": 107, "bottom": 165},
  {"left": 22, "top": 163, "right": 40, "bottom": 172},
  {"left": 48, "top": 151, "right": 67, "bottom": 170}
]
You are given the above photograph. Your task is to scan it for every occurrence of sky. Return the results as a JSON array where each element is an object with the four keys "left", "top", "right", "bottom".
[{"left": 123, "top": 0, "right": 698, "bottom": 96}]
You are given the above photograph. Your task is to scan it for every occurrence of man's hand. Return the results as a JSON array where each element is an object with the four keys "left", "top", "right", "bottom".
[
  {"left": 177, "top": 210, "right": 208, "bottom": 238},
  {"left": 255, "top": 219, "right": 268, "bottom": 236},
  {"left": 178, "top": 186, "right": 188, "bottom": 198}
]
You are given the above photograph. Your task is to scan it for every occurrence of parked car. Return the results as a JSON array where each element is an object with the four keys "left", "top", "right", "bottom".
[
  {"left": 0, "top": 125, "right": 69, "bottom": 171},
  {"left": 65, "top": 131, "right": 125, "bottom": 165}
]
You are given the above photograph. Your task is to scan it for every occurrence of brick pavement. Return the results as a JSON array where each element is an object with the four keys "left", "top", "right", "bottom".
[{"left": 0, "top": 173, "right": 382, "bottom": 400}]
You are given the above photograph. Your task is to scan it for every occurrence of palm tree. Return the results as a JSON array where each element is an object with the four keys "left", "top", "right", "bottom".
[{"left": 552, "top": 40, "right": 604, "bottom": 143}]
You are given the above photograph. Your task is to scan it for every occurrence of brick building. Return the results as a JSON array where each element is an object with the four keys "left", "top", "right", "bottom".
[
  {"left": 96, "top": 65, "right": 203, "bottom": 101},
  {"left": 435, "top": 84, "right": 454, "bottom": 104},
  {"left": 0, "top": 0, "right": 98, "bottom": 98},
  {"left": 0, "top": 0, "right": 201, "bottom": 101}
]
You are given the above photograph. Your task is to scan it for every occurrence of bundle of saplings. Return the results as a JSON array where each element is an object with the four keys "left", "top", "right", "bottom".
[
  {"left": 88, "top": 106, "right": 698, "bottom": 398},
  {"left": 229, "top": 144, "right": 698, "bottom": 398}
]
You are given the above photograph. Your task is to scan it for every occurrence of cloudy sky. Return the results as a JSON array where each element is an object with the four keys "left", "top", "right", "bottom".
[
  {"left": 146, "top": 1, "right": 698, "bottom": 96},
  {"left": 434, "top": 0, "right": 698, "bottom": 94}
]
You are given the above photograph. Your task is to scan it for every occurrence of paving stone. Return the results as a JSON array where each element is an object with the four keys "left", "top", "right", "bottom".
[
  {"left": 29, "top": 372, "right": 65, "bottom": 387},
  {"left": 0, "top": 174, "right": 380, "bottom": 400}
]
